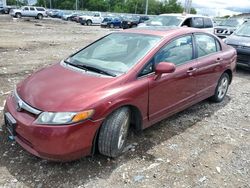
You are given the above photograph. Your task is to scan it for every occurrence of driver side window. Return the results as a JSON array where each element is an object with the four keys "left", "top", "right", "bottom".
[
  {"left": 154, "top": 35, "right": 194, "bottom": 66},
  {"left": 138, "top": 35, "right": 194, "bottom": 77}
]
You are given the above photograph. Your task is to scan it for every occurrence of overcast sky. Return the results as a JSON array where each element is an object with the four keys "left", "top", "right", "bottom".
[{"left": 180, "top": 0, "right": 250, "bottom": 16}]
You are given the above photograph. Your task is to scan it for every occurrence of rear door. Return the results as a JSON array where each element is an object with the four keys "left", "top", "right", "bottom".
[
  {"left": 193, "top": 33, "right": 224, "bottom": 98},
  {"left": 147, "top": 35, "right": 198, "bottom": 123},
  {"left": 29, "top": 7, "right": 36, "bottom": 17}
]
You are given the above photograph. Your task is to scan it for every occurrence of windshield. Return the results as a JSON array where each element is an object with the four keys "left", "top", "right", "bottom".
[
  {"left": 234, "top": 23, "right": 250, "bottom": 37},
  {"left": 219, "top": 19, "right": 242, "bottom": 27},
  {"left": 145, "top": 15, "right": 183, "bottom": 26},
  {"left": 66, "top": 33, "right": 161, "bottom": 76}
]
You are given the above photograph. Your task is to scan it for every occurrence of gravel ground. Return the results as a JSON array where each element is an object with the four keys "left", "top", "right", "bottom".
[{"left": 0, "top": 15, "right": 249, "bottom": 188}]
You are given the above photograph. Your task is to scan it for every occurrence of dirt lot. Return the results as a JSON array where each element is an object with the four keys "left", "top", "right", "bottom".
[{"left": 0, "top": 15, "right": 249, "bottom": 188}]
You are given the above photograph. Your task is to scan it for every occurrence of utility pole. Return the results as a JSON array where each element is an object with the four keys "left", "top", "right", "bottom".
[
  {"left": 145, "top": 0, "right": 148, "bottom": 15},
  {"left": 49, "top": 0, "right": 52, "bottom": 9},
  {"left": 184, "top": 0, "right": 192, "bottom": 14},
  {"left": 76, "top": 0, "right": 78, "bottom": 10}
]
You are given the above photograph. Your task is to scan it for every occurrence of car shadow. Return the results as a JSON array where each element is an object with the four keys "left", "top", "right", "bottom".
[{"left": 0, "top": 96, "right": 231, "bottom": 187}]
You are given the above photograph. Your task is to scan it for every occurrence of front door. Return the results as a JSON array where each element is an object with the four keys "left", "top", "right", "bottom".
[{"left": 148, "top": 35, "right": 198, "bottom": 123}]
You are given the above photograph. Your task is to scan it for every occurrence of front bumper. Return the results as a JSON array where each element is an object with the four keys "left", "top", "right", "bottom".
[{"left": 4, "top": 94, "right": 102, "bottom": 161}]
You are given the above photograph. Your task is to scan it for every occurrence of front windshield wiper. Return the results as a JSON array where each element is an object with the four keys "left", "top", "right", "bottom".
[{"left": 64, "top": 60, "right": 116, "bottom": 77}]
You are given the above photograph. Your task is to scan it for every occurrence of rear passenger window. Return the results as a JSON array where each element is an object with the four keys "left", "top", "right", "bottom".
[
  {"left": 192, "top": 17, "right": 204, "bottom": 28},
  {"left": 30, "top": 7, "right": 35, "bottom": 11},
  {"left": 204, "top": 18, "right": 213, "bottom": 28},
  {"left": 154, "top": 35, "right": 193, "bottom": 66},
  {"left": 195, "top": 34, "right": 217, "bottom": 57}
]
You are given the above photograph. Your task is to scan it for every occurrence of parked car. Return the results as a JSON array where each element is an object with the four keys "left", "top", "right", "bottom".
[
  {"left": 101, "top": 17, "right": 123, "bottom": 28},
  {"left": 47, "top": 9, "right": 63, "bottom": 18},
  {"left": 71, "top": 13, "right": 86, "bottom": 22},
  {"left": 61, "top": 12, "right": 74, "bottom": 20},
  {"left": 214, "top": 18, "right": 245, "bottom": 38},
  {"left": 61, "top": 12, "right": 81, "bottom": 21},
  {"left": 10, "top": 6, "right": 47, "bottom": 19},
  {"left": 0, "top": 6, "right": 4, "bottom": 14},
  {"left": 139, "top": 14, "right": 214, "bottom": 33},
  {"left": 0, "top": 6, "right": 18, "bottom": 14},
  {"left": 122, "top": 15, "right": 150, "bottom": 29},
  {"left": 4, "top": 27, "right": 236, "bottom": 161},
  {"left": 224, "top": 21, "right": 250, "bottom": 68},
  {"left": 79, "top": 12, "right": 104, "bottom": 25}
]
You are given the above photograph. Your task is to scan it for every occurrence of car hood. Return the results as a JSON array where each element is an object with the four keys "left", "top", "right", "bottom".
[
  {"left": 226, "top": 34, "right": 250, "bottom": 47},
  {"left": 16, "top": 63, "right": 119, "bottom": 112}
]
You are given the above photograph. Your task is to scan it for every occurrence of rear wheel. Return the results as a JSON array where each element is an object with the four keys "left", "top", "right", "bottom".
[
  {"left": 98, "top": 107, "right": 130, "bottom": 158},
  {"left": 86, "top": 20, "right": 92, "bottom": 26},
  {"left": 37, "top": 14, "right": 43, "bottom": 19},
  {"left": 16, "top": 13, "right": 21, "bottom": 18},
  {"left": 210, "top": 73, "right": 230, "bottom": 102}
]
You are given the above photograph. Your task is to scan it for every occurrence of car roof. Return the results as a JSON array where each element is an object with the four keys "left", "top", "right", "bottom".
[
  {"left": 160, "top": 13, "right": 211, "bottom": 19},
  {"left": 122, "top": 26, "right": 206, "bottom": 37}
]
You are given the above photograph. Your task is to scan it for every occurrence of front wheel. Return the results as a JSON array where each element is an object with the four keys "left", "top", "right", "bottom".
[
  {"left": 37, "top": 14, "right": 43, "bottom": 19},
  {"left": 210, "top": 73, "right": 230, "bottom": 102},
  {"left": 15, "top": 13, "right": 21, "bottom": 18},
  {"left": 110, "top": 23, "right": 114, "bottom": 28},
  {"left": 98, "top": 107, "right": 130, "bottom": 158},
  {"left": 86, "top": 20, "right": 92, "bottom": 26}
]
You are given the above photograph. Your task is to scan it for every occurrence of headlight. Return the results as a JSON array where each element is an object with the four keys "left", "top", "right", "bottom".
[{"left": 35, "top": 110, "right": 94, "bottom": 125}]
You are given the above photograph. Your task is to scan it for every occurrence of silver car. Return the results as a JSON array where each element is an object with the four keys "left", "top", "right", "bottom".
[{"left": 10, "top": 6, "right": 47, "bottom": 19}]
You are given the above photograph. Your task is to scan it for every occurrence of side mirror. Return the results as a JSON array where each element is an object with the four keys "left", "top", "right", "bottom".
[{"left": 155, "top": 62, "right": 176, "bottom": 75}]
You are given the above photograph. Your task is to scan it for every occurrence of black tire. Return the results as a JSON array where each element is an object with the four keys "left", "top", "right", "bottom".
[
  {"left": 16, "top": 13, "right": 21, "bottom": 18},
  {"left": 210, "top": 73, "right": 230, "bottom": 103},
  {"left": 37, "top": 14, "right": 43, "bottom": 19},
  {"left": 98, "top": 107, "right": 130, "bottom": 158},
  {"left": 86, "top": 20, "right": 92, "bottom": 26}
]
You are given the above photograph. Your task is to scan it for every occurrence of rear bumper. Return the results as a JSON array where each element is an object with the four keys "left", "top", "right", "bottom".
[{"left": 4, "top": 94, "right": 102, "bottom": 161}]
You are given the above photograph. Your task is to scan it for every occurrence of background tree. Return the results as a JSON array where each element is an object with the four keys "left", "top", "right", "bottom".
[{"left": 34, "top": 0, "right": 197, "bottom": 15}]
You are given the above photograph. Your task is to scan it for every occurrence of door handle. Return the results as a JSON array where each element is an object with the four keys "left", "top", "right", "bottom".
[
  {"left": 187, "top": 67, "right": 197, "bottom": 73},
  {"left": 215, "top": 58, "right": 223, "bottom": 63}
]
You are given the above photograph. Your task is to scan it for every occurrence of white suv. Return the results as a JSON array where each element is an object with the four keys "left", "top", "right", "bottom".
[
  {"left": 139, "top": 14, "right": 214, "bottom": 33},
  {"left": 10, "top": 6, "right": 47, "bottom": 19}
]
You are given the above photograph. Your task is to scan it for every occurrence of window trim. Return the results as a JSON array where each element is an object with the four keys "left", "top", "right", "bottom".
[{"left": 137, "top": 33, "right": 195, "bottom": 78}]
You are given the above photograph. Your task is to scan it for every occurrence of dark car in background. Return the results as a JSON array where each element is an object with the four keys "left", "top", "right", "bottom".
[
  {"left": 71, "top": 13, "right": 86, "bottom": 22},
  {"left": 101, "top": 17, "right": 123, "bottom": 28},
  {"left": 214, "top": 18, "right": 244, "bottom": 38},
  {"left": 224, "top": 21, "right": 250, "bottom": 68},
  {"left": 122, "top": 15, "right": 149, "bottom": 29},
  {"left": 47, "top": 10, "right": 64, "bottom": 18},
  {"left": 0, "top": 6, "right": 4, "bottom": 14}
]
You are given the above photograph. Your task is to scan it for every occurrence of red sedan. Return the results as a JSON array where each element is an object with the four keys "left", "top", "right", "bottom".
[{"left": 4, "top": 27, "right": 236, "bottom": 161}]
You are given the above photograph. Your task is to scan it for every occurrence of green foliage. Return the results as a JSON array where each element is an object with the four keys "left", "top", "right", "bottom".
[
  {"left": 190, "top": 7, "right": 196, "bottom": 14},
  {"left": 35, "top": 0, "right": 197, "bottom": 15},
  {"left": 7, "top": 0, "right": 28, "bottom": 6}
]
